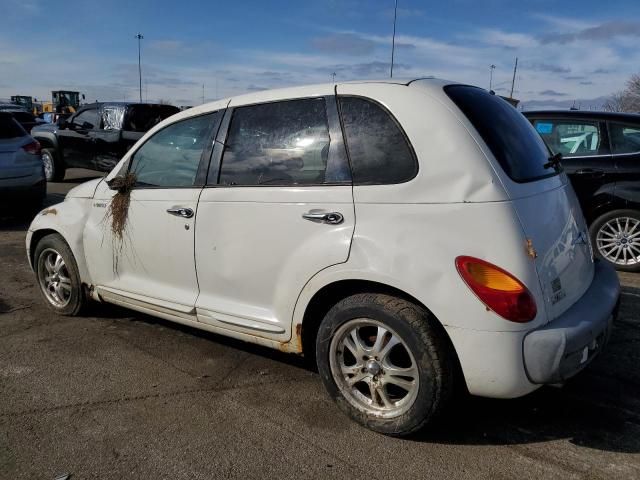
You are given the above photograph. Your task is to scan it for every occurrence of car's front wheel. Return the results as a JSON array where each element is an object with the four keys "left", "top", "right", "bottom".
[
  {"left": 316, "top": 293, "right": 454, "bottom": 436},
  {"left": 34, "top": 233, "right": 86, "bottom": 315},
  {"left": 590, "top": 209, "right": 640, "bottom": 272},
  {"left": 41, "top": 148, "right": 65, "bottom": 182}
]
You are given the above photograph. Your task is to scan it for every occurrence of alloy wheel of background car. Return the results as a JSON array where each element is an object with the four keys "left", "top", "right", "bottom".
[
  {"left": 329, "top": 318, "right": 420, "bottom": 418},
  {"left": 34, "top": 233, "right": 86, "bottom": 315},
  {"left": 41, "top": 150, "right": 54, "bottom": 181},
  {"left": 591, "top": 210, "right": 640, "bottom": 272}
]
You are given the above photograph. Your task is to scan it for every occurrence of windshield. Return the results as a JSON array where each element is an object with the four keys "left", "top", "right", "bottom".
[{"left": 445, "top": 85, "right": 556, "bottom": 183}]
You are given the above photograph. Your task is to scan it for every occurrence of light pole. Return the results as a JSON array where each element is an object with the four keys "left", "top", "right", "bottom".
[
  {"left": 489, "top": 64, "right": 496, "bottom": 91},
  {"left": 390, "top": 0, "right": 398, "bottom": 78},
  {"left": 331, "top": 72, "right": 336, "bottom": 83},
  {"left": 135, "top": 33, "right": 144, "bottom": 103}
]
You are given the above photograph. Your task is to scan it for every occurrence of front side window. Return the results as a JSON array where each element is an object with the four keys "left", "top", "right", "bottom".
[
  {"left": 338, "top": 97, "right": 417, "bottom": 184},
  {"left": 533, "top": 119, "right": 602, "bottom": 157},
  {"left": 219, "top": 98, "right": 335, "bottom": 186},
  {"left": 446, "top": 85, "right": 554, "bottom": 183},
  {"left": 609, "top": 122, "right": 640, "bottom": 155},
  {"left": 72, "top": 108, "right": 100, "bottom": 129},
  {"left": 128, "top": 113, "right": 215, "bottom": 188}
]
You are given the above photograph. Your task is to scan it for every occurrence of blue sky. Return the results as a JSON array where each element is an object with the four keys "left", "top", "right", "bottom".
[{"left": 1, "top": 0, "right": 639, "bottom": 108}]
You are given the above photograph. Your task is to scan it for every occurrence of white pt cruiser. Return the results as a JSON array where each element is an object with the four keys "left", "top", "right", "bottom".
[{"left": 27, "top": 78, "right": 620, "bottom": 436}]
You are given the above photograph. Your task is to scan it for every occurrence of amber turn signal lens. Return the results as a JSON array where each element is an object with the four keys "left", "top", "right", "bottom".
[{"left": 456, "top": 256, "right": 537, "bottom": 323}]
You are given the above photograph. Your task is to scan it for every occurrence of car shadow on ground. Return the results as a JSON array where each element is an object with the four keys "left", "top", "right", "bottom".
[{"left": 89, "top": 289, "right": 640, "bottom": 455}]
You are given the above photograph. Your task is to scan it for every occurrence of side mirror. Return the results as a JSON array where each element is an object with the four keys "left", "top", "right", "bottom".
[
  {"left": 57, "top": 117, "right": 67, "bottom": 129},
  {"left": 81, "top": 121, "right": 94, "bottom": 130}
]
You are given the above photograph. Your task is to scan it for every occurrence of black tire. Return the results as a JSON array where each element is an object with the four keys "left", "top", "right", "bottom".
[
  {"left": 589, "top": 209, "right": 640, "bottom": 272},
  {"left": 316, "top": 293, "right": 454, "bottom": 436},
  {"left": 33, "top": 233, "right": 86, "bottom": 315},
  {"left": 41, "top": 148, "right": 65, "bottom": 182}
]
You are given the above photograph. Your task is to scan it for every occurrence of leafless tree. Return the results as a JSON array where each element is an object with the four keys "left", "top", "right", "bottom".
[{"left": 603, "top": 74, "right": 640, "bottom": 112}]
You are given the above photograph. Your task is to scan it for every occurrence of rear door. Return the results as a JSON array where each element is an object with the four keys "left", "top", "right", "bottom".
[
  {"left": 194, "top": 94, "right": 354, "bottom": 341},
  {"left": 530, "top": 117, "right": 614, "bottom": 219},
  {"left": 446, "top": 87, "right": 594, "bottom": 322}
]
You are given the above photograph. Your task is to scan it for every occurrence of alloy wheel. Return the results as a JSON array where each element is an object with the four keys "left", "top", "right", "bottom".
[
  {"left": 37, "top": 248, "right": 72, "bottom": 307},
  {"left": 596, "top": 216, "right": 640, "bottom": 266},
  {"left": 329, "top": 318, "right": 419, "bottom": 419}
]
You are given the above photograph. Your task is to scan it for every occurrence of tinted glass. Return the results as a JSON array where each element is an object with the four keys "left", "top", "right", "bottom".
[
  {"left": 129, "top": 113, "right": 214, "bottom": 187},
  {"left": 609, "top": 122, "right": 640, "bottom": 154},
  {"left": 338, "top": 97, "right": 416, "bottom": 184},
  {"left": 219, "top": 98, "right": 332, "bottom": 185},
  {"left": 72, "top": 109, "right": 100, "bottom": 129},
  {"left": 533, "top": 119, "right": 601, "bottom": 157},
  {"left": 125, "top": 105, "right": 180, "bottom": 132},
  {"left": 446, "top": 86, "right": 554, "bottom": 182},
  {"left": 0, "top": 113, "right": 26, "bottom": 139}
]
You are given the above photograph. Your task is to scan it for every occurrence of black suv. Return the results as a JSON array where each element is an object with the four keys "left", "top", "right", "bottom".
[
  {"left": 31, "top": 102, "right": 180, "bottom": 181},
  {"left": 524, "top": 110, "right": 640, "bottom": 271}
]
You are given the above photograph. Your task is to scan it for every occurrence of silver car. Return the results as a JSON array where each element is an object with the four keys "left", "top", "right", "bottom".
[{"left": 0, "top": 112, "right": 46, "bottom": 210}]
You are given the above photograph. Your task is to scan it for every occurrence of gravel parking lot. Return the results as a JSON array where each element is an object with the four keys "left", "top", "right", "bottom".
[{"left": 1, "top": 169, "right": 640, "bottom": 479}]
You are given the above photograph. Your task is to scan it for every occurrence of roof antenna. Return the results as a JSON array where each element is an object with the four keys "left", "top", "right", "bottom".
[{"left": 390, "top": 0, "right": 398, "bottom": 78}]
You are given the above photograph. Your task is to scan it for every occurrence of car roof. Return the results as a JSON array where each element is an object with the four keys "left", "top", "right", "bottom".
[
  {"left": 169, "top": 77, "right": 450, "bottom": 123},
  {"left": 523, "top": 110, "right": 640, "bottom": 123}
]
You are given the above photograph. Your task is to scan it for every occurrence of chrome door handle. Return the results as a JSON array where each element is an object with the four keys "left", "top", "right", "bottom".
[
  {"left": 166, "top": 207, "right": 194, "bottom": 218},
  {"left": 302, "top": 210, "right": 344, "bottom": 225}
]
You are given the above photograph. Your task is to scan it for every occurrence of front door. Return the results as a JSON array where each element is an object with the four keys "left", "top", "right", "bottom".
[
  {"left": 58, "top": 107, "right": 100, "bottom": 168},
  {"left": 194, "top": 94, "right": 354, "bottom": 340},
  {"left": 83, "top": 112, "right": 220, "bottom": 312}
]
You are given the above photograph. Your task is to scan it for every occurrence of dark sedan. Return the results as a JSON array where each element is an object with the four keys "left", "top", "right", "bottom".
[{"left": 524, "top": 110, "right": 640, "bottom": 271}]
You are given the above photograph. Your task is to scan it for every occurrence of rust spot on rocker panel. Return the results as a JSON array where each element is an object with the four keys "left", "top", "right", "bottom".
[
  {"left": 277, "top": 323, "right": 303, "bottom": 354},
  {"left": 40, "top": 208, "right": 57, "bottom": 216}
]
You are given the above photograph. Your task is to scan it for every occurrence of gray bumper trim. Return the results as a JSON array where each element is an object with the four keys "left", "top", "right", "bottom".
[{"left": 523, "top": 260, "right": 620, "bottom": 384}]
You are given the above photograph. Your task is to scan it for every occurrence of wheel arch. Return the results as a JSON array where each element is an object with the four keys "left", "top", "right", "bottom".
[
  {"left": 297, "top": 278, "right": 464, "bottom": 389},
  {"left": 32, "top": 132, "right": 58, "bottom": 151}
]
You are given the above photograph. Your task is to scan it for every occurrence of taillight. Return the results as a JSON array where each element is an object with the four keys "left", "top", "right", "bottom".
[
  {"left": 22, "top": 140, "right": 41, "bottom": 155},
  {"left": 455, "top": 256, "right": 537, "bottom": 323}
]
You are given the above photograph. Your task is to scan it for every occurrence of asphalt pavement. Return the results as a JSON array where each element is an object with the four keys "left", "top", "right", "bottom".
[{"left": 1, "top": 169, "right": 639, "bottom": 479}]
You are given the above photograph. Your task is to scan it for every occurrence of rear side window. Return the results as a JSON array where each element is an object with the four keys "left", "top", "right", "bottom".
[
  {"left": 338, "top": 97, "right": 417, "bottom": 184},
  {"left": 532, "top": 119, "right": 602, "bottom": 157},
  {"left": 125, "top": 105, "right": 180, "bottom": 132},
  {"left": 609, "top": 123, "right": 640, "bottom": 155},
  {"left": 219, "top": 98, "right": 341, "bottom": 186},
  {"left": 0, "top": 113, "right": 26, "bottom": 139},
  {"left": 445, "top": 86, "right": 554, "bottom": 183}
]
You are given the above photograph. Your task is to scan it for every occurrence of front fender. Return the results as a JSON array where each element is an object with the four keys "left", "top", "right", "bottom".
[
  {"left": 31, "top": 130, "right": 59, "bottom": 151},
  {"left": 27, "top": 198, "right": 93, "bottom": 284}
]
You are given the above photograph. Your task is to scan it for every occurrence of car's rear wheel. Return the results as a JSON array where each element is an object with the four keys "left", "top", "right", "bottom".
[
  {"left": 316, "top": 293, "right": 454, "bottom": 436},
  {"left": 41, "top": 148, "right": 65, "bottom": 182},
  {"left": 590, "top": 209, "right": 640, "bottom": 272},
  {"left": 34, "top": 233, "right": 86, "bottom": 315}
]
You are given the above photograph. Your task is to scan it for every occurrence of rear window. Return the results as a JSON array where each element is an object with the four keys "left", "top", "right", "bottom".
[
  {"left": 0, "top": 113, "right": 27, "bottom": 139},
  {"left": 125, "top": 105, "right": 180, "bottom": 132},
  {"left": 445, "top": 85, "right": 554, "bottom": 183}
]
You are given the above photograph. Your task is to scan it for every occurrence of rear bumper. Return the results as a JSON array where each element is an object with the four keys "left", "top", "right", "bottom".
[
  {"left": 523, "top": 259, "right": 620, "bottom": 384},
  {"left": 0, "top": 165, "right": 46, "bottom": 201}
]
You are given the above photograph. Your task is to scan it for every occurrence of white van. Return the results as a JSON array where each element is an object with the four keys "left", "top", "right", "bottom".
[{"left": 26, "top": 78, "right": 620, "bottom": 436}]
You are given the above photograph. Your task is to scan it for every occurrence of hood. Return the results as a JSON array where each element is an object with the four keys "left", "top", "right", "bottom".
[
  {"left": 31, "top": 123, "right": 57, "bottom": 134},
  {"left": 66, "top": 177, "right": 104, "bottom": 199}
]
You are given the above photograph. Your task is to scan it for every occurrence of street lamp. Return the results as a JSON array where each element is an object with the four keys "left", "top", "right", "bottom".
[{"left": 135, "top": 33, "right": 144, "bottom": 103}]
